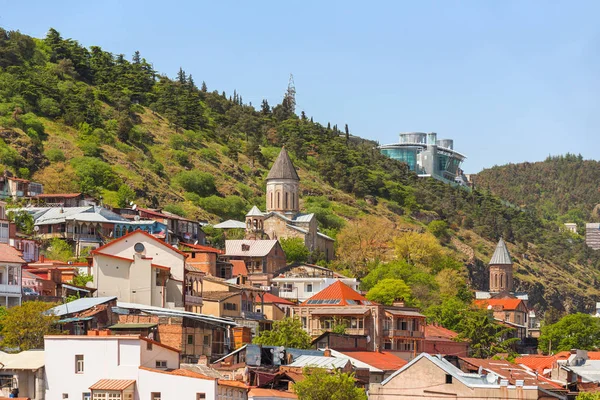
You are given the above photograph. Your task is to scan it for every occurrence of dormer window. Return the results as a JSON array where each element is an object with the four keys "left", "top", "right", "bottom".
[{"left": 242, "top": 244, "right": 250, "bottom": 251}]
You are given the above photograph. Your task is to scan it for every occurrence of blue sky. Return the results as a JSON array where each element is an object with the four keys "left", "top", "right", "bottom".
[{"left": 1, "top": 1, "right": 599, "bottom": 172}]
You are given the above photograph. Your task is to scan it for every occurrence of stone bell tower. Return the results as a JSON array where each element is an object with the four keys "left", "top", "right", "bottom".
[
  {"left": 489, "top": 238, "right": 514, "bottom": 293},
  {"left": 265, "top": 147, "right": 300, "bottom": 217}
]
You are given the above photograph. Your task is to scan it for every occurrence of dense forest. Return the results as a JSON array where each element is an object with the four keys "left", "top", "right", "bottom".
[
  {"left": 1, "top": 27, "right": 600, "bottom": 315},
  {"left": 476, "top": 155, "right": 600, "bottom": 231}
]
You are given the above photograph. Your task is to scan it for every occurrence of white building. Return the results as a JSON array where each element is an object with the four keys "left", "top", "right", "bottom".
[
  {"left": 91, "top": 230, "right": 187, "bottom": 309},
  {"left": 0, "top": 350, "right": 45, "bottom": 400},
  {"left": 271, "top": 263, "right": 359, "bottom": 303},
  {"left": 0, "top": 242, "right": 24, "bottom": 308},
  {"left": 44, "top": 335, "right": 231, "bottom": 400}
]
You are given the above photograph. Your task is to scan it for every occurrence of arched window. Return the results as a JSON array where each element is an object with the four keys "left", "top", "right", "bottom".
[
  {"left": 292, "top": 193, "right": 295, "bottom": 209},
  {"left": 270, "top": 192, "right": 273, "bottom": 209},
  {"left": 494, "top": 274, "right": 498, "bottom": 289},
  {"left": 285, "top": 192, "right": 288, "bottom": 209},
  {"left": 277, "top": 192, "right": 280, "bottom": 209}
]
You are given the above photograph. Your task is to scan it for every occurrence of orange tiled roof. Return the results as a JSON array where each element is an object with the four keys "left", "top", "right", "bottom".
[
  {"left": 217, "top": 379, "right": 248, "bottom": 389},
  {"left": 515, "top": 351, "right": 571, "bottom": 374},
  {"left": 138, "top": 366, "right": 213, "bottom": 380},
  {"left": 183, "top": 243, "right": 223, "bottom": 254},
  {"left": 301, "top": 281, "right": 373, "bottom": 306},
  {"left": 0, "top": 244, "right": 25, "bottom": 264},
  {"left": 338, "top": 351, "right": 407, "bottom": 371},
  {"left": 231, "top": 260, "right": 248, "bottom": 277},
  {"left": 256, "top": 292, "right": 295, "bottom": 306},
  {"left": 89, "top": 379, "right": 135, "bottom": 391},
  {"left": 248, "top": 388, "right": 298, "bottom": 399},
  {"left": 473, "top": 298, "right": 524, "bottom": 311},
  {"left": 425, "top": 324, "right": 459, "bottom": 339}
]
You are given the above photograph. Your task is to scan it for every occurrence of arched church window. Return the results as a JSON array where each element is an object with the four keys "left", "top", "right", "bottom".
[
  {"left": 277, "top": 192, "right": 280, "bottom": 209},
  {"left": 285, "top": 192, "right": 288, "bottom": 209}
]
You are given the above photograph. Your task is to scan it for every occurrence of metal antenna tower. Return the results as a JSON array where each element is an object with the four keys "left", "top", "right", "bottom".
[{"left": 286, "top": 73, "right": 296, "bottom": 113}]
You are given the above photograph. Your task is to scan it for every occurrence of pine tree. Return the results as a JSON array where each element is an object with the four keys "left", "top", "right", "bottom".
[
  {"left": 327, "top": 122, "right": 331, "bottom": 130},
  {"left": 233, "top": 90, "right": 238, "bottom": 104},
  {"left": 345, "top": 123, "right": 350, "bottom": 142},
  {"left": 301, "top": 111, "right": 307, "bottom": 120},
  {"left": 132, "top": 50, "right": 141, "bottom": 64},
  {"left": 310, "top": 117, "right": 313, "bottom": 123},
  {"left": 177, "top": 67, "right": 186, "bottom": 84},
  {"left": 201, "top": 81, "right": 207, "bottom": 92},
  {"left": 261, "top": 99, "right": 270, "bottom": 115},
  {"left": 187, "top": 74, "right": 196, "bottom": 90}
]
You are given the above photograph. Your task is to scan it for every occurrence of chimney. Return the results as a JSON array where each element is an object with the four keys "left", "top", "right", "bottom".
[
  {"left": 40, "top": 254, "right": 45, "bottom": 263},
  {"left": 392, "top": 300, "right": 405, "bottom": 307},
  {"left": 323, "top": 346, "right": 331, "bottom": 357},
  {"left": 197, "top": 355, "right": 208, "bottom": 366}
]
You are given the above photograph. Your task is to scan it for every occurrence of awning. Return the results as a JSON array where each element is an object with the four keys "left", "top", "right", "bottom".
[
  {"left": 109, "top": 323, "right": 157, "bottom": 329},
  {"left": 57, "top": 316, "right": 94, "bottom": 324},
  {"left": 385, "top": 309, "right": 426, "bottom": 318},
  {"left": 90, "top": 379, "right": 136, "bottom": 391},
  {"left": 62, "top": 284, "right": 91, "bottom": 293}
]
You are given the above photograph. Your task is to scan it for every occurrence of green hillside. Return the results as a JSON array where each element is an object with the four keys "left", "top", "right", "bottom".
[{"left": 2, "top": 27, "right": 600, "bottom": 316}]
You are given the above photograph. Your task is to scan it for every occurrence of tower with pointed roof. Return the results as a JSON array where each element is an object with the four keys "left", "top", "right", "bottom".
[
  {"left": 489, "top": 238, "right": 513, "bottom": 293},
  {"left": 245, "top": 205, "right": 265, "bottom": 236},
  {"left": 265, "top": 147, "right": 299, "bottom": 216}
]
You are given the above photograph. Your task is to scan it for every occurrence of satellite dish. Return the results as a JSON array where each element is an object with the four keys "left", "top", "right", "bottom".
[
  {"left": 132, "top": 204, "right": 137, "bottom": 211},
  {"left": 278, "top": 346, "right": 285, "bottom": 352},
  {"left": 478, "top": 366, "right": 483, "bottom": 375},
  {"left": 194, "top": 241, "right": 199, "bottom": 245},
  {"left": 134, "top": 243, "right": 145, "bottom": 253},
  {"left": 33, "top": 226, "right": 40, "bottom": 232},
  {"left": 134, "top": 216, "right": 140, "bottom": 221},
  {"left": 487, "top": 305, "right": 493, "bottom": 310},
  {"left": 486, "top": 373, "right": 497, "bottom": 384},
  {"left": 130, "top": 201, "right": 134, "bottom": 206},
  {"left": 366, "top": 335, "right": 371, "bottom": 343}
]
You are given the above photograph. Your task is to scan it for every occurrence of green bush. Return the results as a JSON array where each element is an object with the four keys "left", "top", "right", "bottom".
[
  {"left": 199, "top": 148, "right": 218, "bottom": 162},
  {"left": 163, "top": 203, "right": 187, "bottom": 217},
  {"left": 197, "top": 195, "right": 246, "bottom": 220},
  {"left": 71, "top": 157, "right": 120, "bottom": 193},
  {"left": 175, "top": 171, "right": 216, "bottom": 197},
  {"left": 38, "top": 97, "right": 61, "bottom": 117},
  {"left": 45, "top": 148, "right": 66, "bottom": 162}
]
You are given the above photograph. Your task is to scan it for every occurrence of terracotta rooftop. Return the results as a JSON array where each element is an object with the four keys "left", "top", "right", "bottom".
[
  {"left": 89, "top": 379, "right": 135, "bottom": 391},
  {"left": 0, "top": 243, "right": 25, "bottom": 264},
  {"left": 256, "top": 292, "right": 295, "bottom": 305},
  {"left": 337, "top": 351, "right": 407, "bottom": 371},
  {"left": 231, "top": 260, "right": 248, "bottom": 277},
  {"left": 301, "top": 281, "right": 375, "bottom": 306},
  {"left": 424, "top": 324, "right": 460, "bottom": 340},
  {"left": 473, "top": 298, "right": 524, "bottom": 311},
  {"left": 202, "top": 291, "right": 239, "bottom": 302},
  {"left": 182, "top": 243, "right": 223, "bottom": 254},
  {"left": 248, "top": 388, "right": 298, "bottom": 399},
  {"left": 34, "top": 193, "right": 82, "bottom": 199},
  {"left": 515, "top": 351, "right": 576, "bottom": 374},
  {"left": 459, "top": 357, "right": 565, "bottom": 391}
]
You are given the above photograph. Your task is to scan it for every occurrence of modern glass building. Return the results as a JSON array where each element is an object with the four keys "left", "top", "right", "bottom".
[{"left": 379, "top": 132, "right": 466, "bottom": 182}]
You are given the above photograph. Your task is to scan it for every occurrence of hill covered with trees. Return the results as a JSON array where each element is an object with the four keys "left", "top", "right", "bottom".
[{"left": 1, "top": 27, "right": 600, "bottom": 317}]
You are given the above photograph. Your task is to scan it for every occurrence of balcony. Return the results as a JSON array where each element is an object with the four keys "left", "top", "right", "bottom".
[
  {"left": 241, "top": 311, "right": 265, "bottom": 320},
  {"left": 311, "top": 328, "right": 370, "bottom": 336},
  {"left": 0, "top": 284, "right": 21, "bottom": 295},
  {"left": 185, "top": 294, "right": 203, "bottom": 306},
  {"left": 383, "top": 329, "right": 424, "bottom": 338}
]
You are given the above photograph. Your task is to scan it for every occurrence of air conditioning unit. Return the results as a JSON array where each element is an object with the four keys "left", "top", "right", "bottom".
[{"left": 260, "top": 286, "right": 271, "bottom": 291}]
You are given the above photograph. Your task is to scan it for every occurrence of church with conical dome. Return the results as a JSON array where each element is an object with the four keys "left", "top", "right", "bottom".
[{"left": 244, "top": 148, "right": 335, "bottom": 260}]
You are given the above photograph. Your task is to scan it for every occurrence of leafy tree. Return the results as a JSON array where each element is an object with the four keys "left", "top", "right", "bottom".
[
  {"left": 366, "top": 278, "right": 412, "bottom": 306},
  {"left": 576, "top": 393, "right": 600, "bottom": 400},
  {"left": 394, "top": 231, "right": 444, "bottom": 268},
  {"left": 163, "top": 204, "right": 187, "bottom": 217},
  {"left": 43, "top": 238, "right": 75, "bottom": 261},
  {"left": 71, "top": 273, "right": 93, "bottom": 287},
  {"left": 116, "top": 184, "right": 136, "bottom": 208},
  {"left": 427, "top": 220, "right": 449, "bottom": 239},
  {"left": 435, "top": 269, "right": 470, "bottom": 302},
  {"left": 253, "top": 318, "right": 312, "bottom": 349},
  {"left": 293, "top": 367, "right": 367, "bottom": 400},
  {"left": 6, "top": 209, "right": 34, "bottom": 235},
  {"left": 458, "top": 308, "right": 519, "bottom": 358},
  {"left": 174, "top": 171, "right": 216, "bottom": 197},
  {"left": 280, "top": 237, "right": 310, "bottom": 264},
  {"left": 425, "top": 297, "right": 470, "bottom": 332},
  {"left": 1, "top": 301, "right": 60, "bottom": 350},
  {"left": 539, "top": 313, "right": 600, "bottom": 353}
]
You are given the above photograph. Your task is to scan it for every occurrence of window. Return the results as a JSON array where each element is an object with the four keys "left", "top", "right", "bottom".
[
  {"left": 204, "top": 335, "right": 210, "bottom": 346},
  {"left": 224, "top": 303, "right": 237, "bottom": 311},
  {"left": 301, "top": 317, "right": 307, "bottom": 328},
  {"left": 63, "top": 394, "right": 69, "bottom": 399},
  {"left": 445, "top": 374, "right": 453, "bottom": 384},
  {"left": 187, "top": 334, "right": 194, "bottom": 345},
  {"left": 151, "top": 393, "right": 161, "bottom": 400},
  {"left": 196, "top": 394, "right": 206, "bottom": 400},
  {"left": 146, "top": 341, "right": 153, "bottom": 350},
  {"left": 75, "top": 355, "right": 84, "bottom": 373},
  {"left": 83, "top": 393, "right": 91, "bottom": 400},
  {"left": 155, "top": 360, "right": 167, "bottom": 369},
  {"left": 306, "top": 284, "right": 313, "bottom": 293}
]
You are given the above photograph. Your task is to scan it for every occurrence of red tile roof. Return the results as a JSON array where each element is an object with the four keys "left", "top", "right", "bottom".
[
  {"left": 473, "top": 298, "right": 525, "bottom": 311},
  {"left": 217, "top": 379, "right": 249, "bottom": 389},
  {"left": 89, "top": 379, "right": 135, "bottom": 391},
  {"left": 248, "top": 388, "right": 298, "bottom": 399},
  {"left": 515, "top": 351, "right": 571, "bottom": 374},
  {"left": 0, "top": 243, "right": 25, "bottom": 264},
  {"left": 425, "top": 324, "right": 459, "bottom": 339},
  {"left": 91, "top": 229, "right": 187, "bottom": 257},
  {"left": 34, "top": 193, "right": 82, "bottom": 198},
  {"left": 301, "top": 281, "right": 374, "bottom": 306},
  {"left": 138, "top": 366, "right": 212, "bottom": 380},
  {"left": 256, "top": 292, "right": 295, "bottom": 305},
  {"left": 231, "top": 260, "right": 248, "bottom": 277},
  {"left": 338, "top": 351, "right": 407, "bottom": 371},
  {"left": 183, "top": 243, "right": 223, "bottom": 254}
]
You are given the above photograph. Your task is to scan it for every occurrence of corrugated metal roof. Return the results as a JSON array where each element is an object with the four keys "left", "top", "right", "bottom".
[
  {"left": 89, "top": 379, "right": 135, "bottom": 391},
  {"left": 489, "top": 238, "right": 512, "bottom": 265},
  {"left": 385, "top": 309, "right": 426, "bottom": 318},
  {"left": 310, "top": 308, "right": 371, "bottom": 316},
  {"left": 57, "top": 316, "right": 94, "bottom": 323},
  {"left": 49, "top": 296, "right": 117, "bottom": 317},
  {"left": 289, "top": 355, "right": 349, "bottom": 369},
  {"left": 293, "top": 213, "right": 314, "bottom": 223},
  {"left": 246, "top": 206, "right": 264, "bottom": 217},
  {"left": 225, "top": 240, "right": 278, "bottom": 257},
  {"left": 116, "top": 301, "right": 238, "bottom": 326},
  {"left": 213, "top": 220, "right": 246, "bottom": 229},
  {"left": 0, "top": 350, "right": 44, "bottom": 370},
  {"left": 266, "top": 148, "right": 299, "bottom": 181}
]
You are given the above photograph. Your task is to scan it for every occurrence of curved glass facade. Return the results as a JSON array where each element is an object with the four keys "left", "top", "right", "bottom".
[{"left": 380, "top": 147, "right": 418, "bottom": 171}]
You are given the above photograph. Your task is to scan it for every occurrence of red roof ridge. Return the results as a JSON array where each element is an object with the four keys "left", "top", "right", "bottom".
[
  {"left": 90, "top": 229, "right": 187, "bottom": 257},
  {"left": 473, "top": 298, "right": 524, "bottom": 311},
  {"left": 301, "top": 281, "right": 373, "bottom": 306}
]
